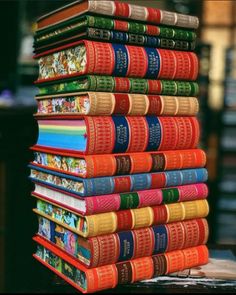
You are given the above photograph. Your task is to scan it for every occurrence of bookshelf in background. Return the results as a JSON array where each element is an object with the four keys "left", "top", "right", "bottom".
[
  {"left": 215, "top": 47, "right": 236, "bottom": 245},
  {"left": 200, "top": 0, "right": 236, "bottom": 244}
]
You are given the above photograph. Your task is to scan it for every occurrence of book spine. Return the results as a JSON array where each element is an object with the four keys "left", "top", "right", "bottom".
[
  {"left": 85, "top": 116, "right": 199, "bottom": 154},
  {"left": 83, "top": 149, "right": 206, "bottom": 178},
  {"left": 37, "top": 93, "right": 199, "bottom": 116},
  {"left": 87, "top": 15, "right": 197, "bottom": 41},
  {"left": 85, "top": 199, "right": 209, "bottom": 237},
  {"left": 37, "top": 41, "right": 199, "bottom": 82},
  {"left": 88, "top": 1, "right": 199, "bottom": 29},
  {"left": 85, "top": 183, "right": 208, "bottom": 214},
  {"left": 30, "top": 165, "right": 208, "bottom": 197},
  {"left": 84, "top": 168, "right": 207, "bottom": 196},
  {"left": 87, "top": 28, "right": 195, "bottom": 51},
  {"left": 37, "top": 76, "right": 199, "bottom": 97}
]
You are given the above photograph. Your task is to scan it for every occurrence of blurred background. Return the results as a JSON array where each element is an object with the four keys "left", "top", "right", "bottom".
[{"left": 0, "top": 0, "right": 236, "bottom": 293}]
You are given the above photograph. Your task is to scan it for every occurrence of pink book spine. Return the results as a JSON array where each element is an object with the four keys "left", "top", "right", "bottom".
[
  {"left": 178, "top": 183, "right": 208, "bottom": 202},
  {"left": 138, "top": 189, "right": 162, "bottom": 208}
]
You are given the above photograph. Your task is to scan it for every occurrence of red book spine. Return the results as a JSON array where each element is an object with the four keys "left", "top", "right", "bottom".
[{"left": 35, "top": 41, "right": 199, "bottom": 83}]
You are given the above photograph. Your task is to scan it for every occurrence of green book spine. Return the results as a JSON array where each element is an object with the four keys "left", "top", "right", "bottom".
[{"left": 37, "top": 76, "right": 199, "bottom": 97}]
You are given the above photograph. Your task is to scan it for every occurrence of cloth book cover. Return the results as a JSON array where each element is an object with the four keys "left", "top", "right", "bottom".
[
  {"left": 34, "top": 116, "right": 200, "bottom": 154},
  {"left": 31, "top": 182, "right": 208, "bottom": 215},
  {"left": 29, "top": 163, "right": 208, "bottom": 197},
  {"left": 36, "top": 215, "right": 209, "bottom": 268},
  {"left": 33, "top": 235, "right": 208, "bottom": 294},
  {"left": 31, "top": 147, "right": 206, "bottom": 178},
  {"left": 36, "top": 75, "right": 199, "bottom": 97},
  {"left": 36, "top": 0, "right": 199, "bottom": 31},
  {"left": 35, "top": 92, "right": 199, "bottom": 117},
  {"left": 34, "top": 40, "right": 199, "bottom": 83},
  {"left": 34, "top": 14, "right": 197, "bottom": 54},
  {"left": 33, "top": 196, "right": 209, "bottom": 238}
]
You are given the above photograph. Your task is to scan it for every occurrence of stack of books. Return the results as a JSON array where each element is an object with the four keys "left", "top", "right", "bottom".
[{"left": 30, "top": 1, "right": 209, "bottom": 293}]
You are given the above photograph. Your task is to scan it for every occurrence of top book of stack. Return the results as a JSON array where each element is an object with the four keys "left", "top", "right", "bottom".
[{"left": 36, "top": 0, "right": 199, "bottom": 31}]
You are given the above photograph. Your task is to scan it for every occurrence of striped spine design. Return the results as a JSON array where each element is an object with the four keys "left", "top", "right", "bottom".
[
  {"left": 32, "top": 148, "right": 206, "bottom": 178},
  {"left": 29, "top": 164, "right": 208, "bottom": 197},
  {"left": 88, "top": 1, "right": 199, "bottom": 29},
  {"left": 37, "top": 76, "right": 199, "bottom": 97},
  {"left": 34, "top": 198, "right": 209, "bottom": 237},
  {"left": 36, "top": 116, "right": 200, "bottom": 154},
  {"left": 33, "top": 236, "right": 208, "bottom": 293},
  {"left": 36, "top": 41, "right": 199, "bottom": 82},
  {"left": 36, "top": 93, "right": 199, "bottom": 116}
]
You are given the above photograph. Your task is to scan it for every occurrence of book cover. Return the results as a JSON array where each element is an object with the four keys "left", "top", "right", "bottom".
[
  {"left": 33, "top": 235, "right": 208, "bottom": 294},
  {"left": 36, "top": 215, "right": 209, "bottom": 268},
  {"left": 31, "top": 147, "right": 206, "bottom": 178},
  {"left": 34, "top": 40, "right": 198, "bottom": 83},
  {"left": 29, "top": 164, "right": 208, "bottom": 197},
  {"left": 34, "top": 116, "right": 200, "bottom": 154},
  {"left": 36, "top": 0, "right": 199, "bottom": 31},
  {"left": 35, "top": 92, "right": 199, "bottom": 117},
  {"left": 34, "top": 27, "right": 196, "bottom": 54},
  {"left": 33, "top": 196, "right": 210, "bottom": 237},
  {"left": 36, "top": 75, "right": 199, "bottom": 97},
  {"left": 31, "top": 182, "right": 208, "bottom": 215}
]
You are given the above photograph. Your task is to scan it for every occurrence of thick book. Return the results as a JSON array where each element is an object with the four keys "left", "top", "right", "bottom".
[
  {"left": 31, "top": 147, "right": 206, "bottom": 178},
  {"left": 34, "top": 40, "right": 198, "bottom": 83},
  {"left": 35, "top": 92, "right": 199, "bottom": 117},
  {"left": 36, "top": 0, "right": 199, "bottom": 31},
  {"left": 35, "top": 14, "right": 197, "bottom": 48},
  {"left": 32, "top": 182, "right": 208, "bottom": 215},
  {"left": 34, "top": 27, "right": 196, "bottom": 54},
  {"left": 34, "top": 116, "right": 200, "bottom": 154},
  {"left": 33, "top": 235, "right": 208, "bottom": 294},
  {"left": 33, "top": 196, "right": 209, "bottom": 237},
  {"left": 29, "top": 164, "right": 208, "bottom": 197},
  {"left": 37, "top": 215, "right": 209, "bottom": 268},
  {"left": 36, "top": 75, "right": 199, "bottom": 97}
]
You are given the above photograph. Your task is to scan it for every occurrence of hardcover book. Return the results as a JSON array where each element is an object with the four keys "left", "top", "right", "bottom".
[
  {"left": 31, "top": 147, "right": 206, "bottom": 178},
  {"left": 34, "top": 27, "right": 196, "bottom": 54},
  {"left": 29, "top": 164, "right": 208, "bottom": 197},
  {"left": 36, "top": 215, "right": 209, "bottom": 268},
  {"left": 34, "top": 116, "right": 200, "bottom": 154},
  {"left": 34, "top": 40, "right": 198, "bottom": 83},
  {"left": 35, "top": 92, "right": 199, "bottom": 117},
  {"left": 31, "top": 182, "right": 208, "bottom": 215},
  {"left": 36, "top": 75, "right": 199, "bottom": 97},
  {"left": 36, "top": 0, "right": 199, "bottom": 31},
  {"left": 33, "top": 235, "right": 208, "bottom": 294},
  {"left": 33, "top": 196, "right": 210, "bottom": 237}
]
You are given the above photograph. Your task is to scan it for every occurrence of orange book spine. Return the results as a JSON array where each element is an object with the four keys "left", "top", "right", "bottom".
[{"left": 33, "top": 235, "right": 208, "bottom": 293}]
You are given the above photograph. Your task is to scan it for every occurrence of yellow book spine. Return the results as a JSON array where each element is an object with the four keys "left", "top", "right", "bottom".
[
  {"left": 165, "top": 202, "right": 185, "bottom": 223},
  {"left": 86, "top": 212, "right": 118, "bottom": 237},
  {"left": 183, "top": 199, "right": 209, "bottom": 220},
  {"left": 131, "top": 207, "right": 154, "bottom": 229}
]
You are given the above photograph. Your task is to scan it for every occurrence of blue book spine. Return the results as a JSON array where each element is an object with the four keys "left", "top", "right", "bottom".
[{"left": 131, "top": 173, "right": 151, "bottom": 191}]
